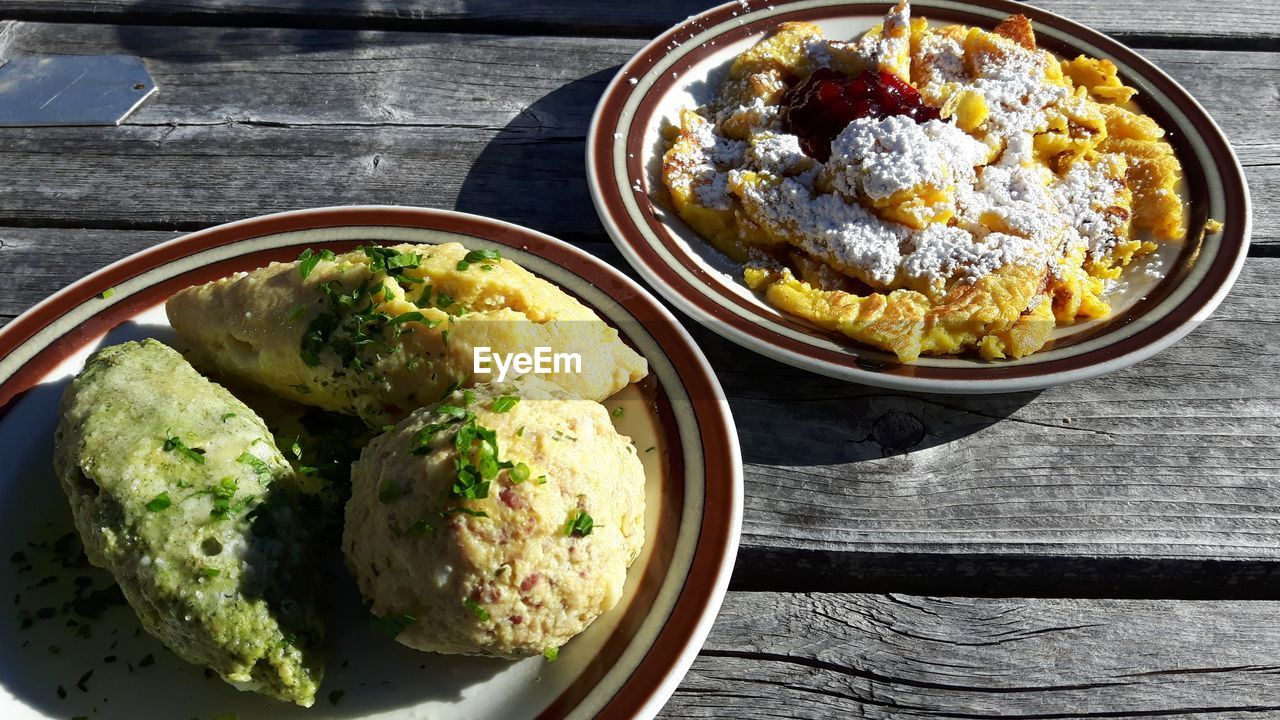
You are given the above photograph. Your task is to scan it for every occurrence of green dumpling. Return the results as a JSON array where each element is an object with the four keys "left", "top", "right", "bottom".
[{"left": 53, "top": 339, "right": 325, "bottom": 706}]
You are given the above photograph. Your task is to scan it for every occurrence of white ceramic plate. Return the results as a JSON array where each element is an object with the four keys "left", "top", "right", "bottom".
[
  {"left": 587, "top": 0, "right": 1251, "bottom": 393},
  {"left": 0, "top": 207, "right": 742, "bottom": 720}
]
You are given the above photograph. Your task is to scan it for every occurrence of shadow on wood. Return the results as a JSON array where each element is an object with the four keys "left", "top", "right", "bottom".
[
  {"left": 455, "top": 65, "right": 618, "bottom": 241},
  {"left": 733, "top": 547, "right": 1280, "bottom": 599},
  {"left": 684, "top": 322, "right": 1041, "bottom": 465}
]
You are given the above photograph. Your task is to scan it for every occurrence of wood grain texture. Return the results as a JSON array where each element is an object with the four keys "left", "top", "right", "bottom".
[
  {"left": 3, "top": 227, "right": 1277, "bottom": 589},
  {"left": 712, "top": 258, "right": 1280, "bottom": 582},
  {"left": 0, "top": 23, "right": 1274, "bottom": 247},
  {"left": 0, "top": 0, "right": 1271, "bottom": 45},
  {"left": 0, "top": 20, "right": 16, "bottom": 60},
  {"left": 666, "top": 592, "right": 1280, "bottom": 718}
]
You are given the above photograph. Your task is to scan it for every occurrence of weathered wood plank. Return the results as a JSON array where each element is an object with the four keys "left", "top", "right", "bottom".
[
  {"left": 0, "top": 19, "right": 17, "bottom": 60},
  {"left": 710, "top": 258, "right": 1280, "bottom": 587},
  {"left": 3, "top": 228, "right": 1278, "bottom": 589},
  {"left": 0, "top": 23, "right": 1275, "bottom": 246},
  {"left": 0, "top": 0, "right": 1271, "bottom": 45},
  {"left": 666, "top": 592, "right": 1280, "bottom": 719}
]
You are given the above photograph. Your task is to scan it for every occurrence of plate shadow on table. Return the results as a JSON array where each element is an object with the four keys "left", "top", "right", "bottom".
[
  {"left": 0, "top": 321, "right": 508, "bottom": 720},
  {"left": 456, "top": 67, "right": 621, "bottom": 243},
  {"left": 687, "top": 323, "right": 1040, "bottom": 465}
]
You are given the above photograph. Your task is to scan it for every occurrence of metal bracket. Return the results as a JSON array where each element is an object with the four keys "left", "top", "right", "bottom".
[{"left": 0, "top": 55, "right": 157, "bottom": 127}]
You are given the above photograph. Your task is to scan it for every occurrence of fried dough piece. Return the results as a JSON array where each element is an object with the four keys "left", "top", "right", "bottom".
[{"left": 745, "top": 261, "right": 1050, "bottom": 362}]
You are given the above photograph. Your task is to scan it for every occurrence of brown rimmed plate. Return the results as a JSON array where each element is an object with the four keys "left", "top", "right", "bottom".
[
  {"left": 0, "top": 206, "right": 742, "bottom": 720},
  {"left": 587, "top": 0, "right": 1251, "bottom": 393}
]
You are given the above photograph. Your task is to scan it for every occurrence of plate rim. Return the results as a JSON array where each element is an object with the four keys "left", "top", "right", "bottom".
[
  {"left": 586, "top": 0, "right": 1252, "bottom": 394},
  {"left": 0, "top": 205, "right": 744, "bottom": 720}
]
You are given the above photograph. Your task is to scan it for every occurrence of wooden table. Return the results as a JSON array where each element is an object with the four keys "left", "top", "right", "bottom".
[{"left": 1, "top": 1, "right": 1278, "bottom": 716}]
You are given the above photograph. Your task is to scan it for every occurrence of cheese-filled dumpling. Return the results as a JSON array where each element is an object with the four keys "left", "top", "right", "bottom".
[{"left": 166, "top": 243, "right": 648, "bottom": 426}]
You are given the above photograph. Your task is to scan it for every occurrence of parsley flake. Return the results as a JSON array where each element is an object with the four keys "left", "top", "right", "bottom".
[
  {"left": 145, "top": 492, "right": 171, "bottom": 512},
  {"left": 297, "top": 248, "right": 336, "bottom": 280},
  {"left": 456, "top": 248, "right": 501, "bottom": 271},
  {"left": 388, "top": 311, "right": 425, "bottom": 326},
  {"left": 378, "top": 479, "right": 407, "bottom": 504},
  {"left": 544, "top": 646, "right": 559, "bottom": 661},
  {"left": 237, "top": 452, "right": 271, "bottom": 477},
  {"left": 491, "top": 395, "right": 520, "bottom": 413},
  {"left": 163, "top": 436, "right": 206, "bottom": 464}
]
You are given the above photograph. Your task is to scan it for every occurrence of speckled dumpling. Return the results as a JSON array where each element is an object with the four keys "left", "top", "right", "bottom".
[{"left": 342, "top": 375, "right": 645, "bottom": 658}]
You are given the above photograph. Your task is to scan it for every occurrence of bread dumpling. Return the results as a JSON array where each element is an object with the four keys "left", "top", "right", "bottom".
[{"left": 343, "top": 375, "right": 645, "bottom": 658}]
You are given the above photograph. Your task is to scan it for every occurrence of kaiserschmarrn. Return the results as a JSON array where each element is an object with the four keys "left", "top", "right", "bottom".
[{"left": 662, "top": 1, "right": 1186, "bottom": 362}]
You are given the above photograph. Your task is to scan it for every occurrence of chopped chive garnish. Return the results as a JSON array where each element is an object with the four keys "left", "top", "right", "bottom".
[
  {"left": 509, "top": 463, "right": 531, "bottom": 484},
  {"left": 564, "top": 509, "right": 593, "bottom": 537},
  {"left": 370, "top": 612, "right": 416, "bottom": 639},
  {"left": 100, "top": 288, "right": 116, "bottom": 300},
  {"left": 463, "top": 598, "right": 490, "bottom": 621},
  {"left": 544, "top": 646, "right": 559, "bottom": 661}
]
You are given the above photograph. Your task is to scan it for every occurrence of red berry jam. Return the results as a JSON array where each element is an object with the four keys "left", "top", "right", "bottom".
[{"left": 781, "top": 68, "right": 942, "bottom": 161}]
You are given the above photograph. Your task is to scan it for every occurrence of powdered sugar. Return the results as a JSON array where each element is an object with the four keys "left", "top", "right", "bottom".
[
  {"left": 913, "top": 32, "right": 967, "bottom": 100},
  {"left": 855, "top": 1, "right": 911, "bottom": 77},
  {"left": 665, "top": 113, "right": 745, "bottom": 210},
  {"left": 1052, "top": 155, "right": 1127, "bottom": 260},
  {"left": 745, "top": 132, "right": 813, "bottom": 175},
  {"left": 903, "top": 225, "right": 1047, "bottom": 286},
  {"left": 828, "top": 116, "right": 987, "bottom": 200},
  {"left": 732, "top": 173, "right": 907, "bottom": 286}
]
